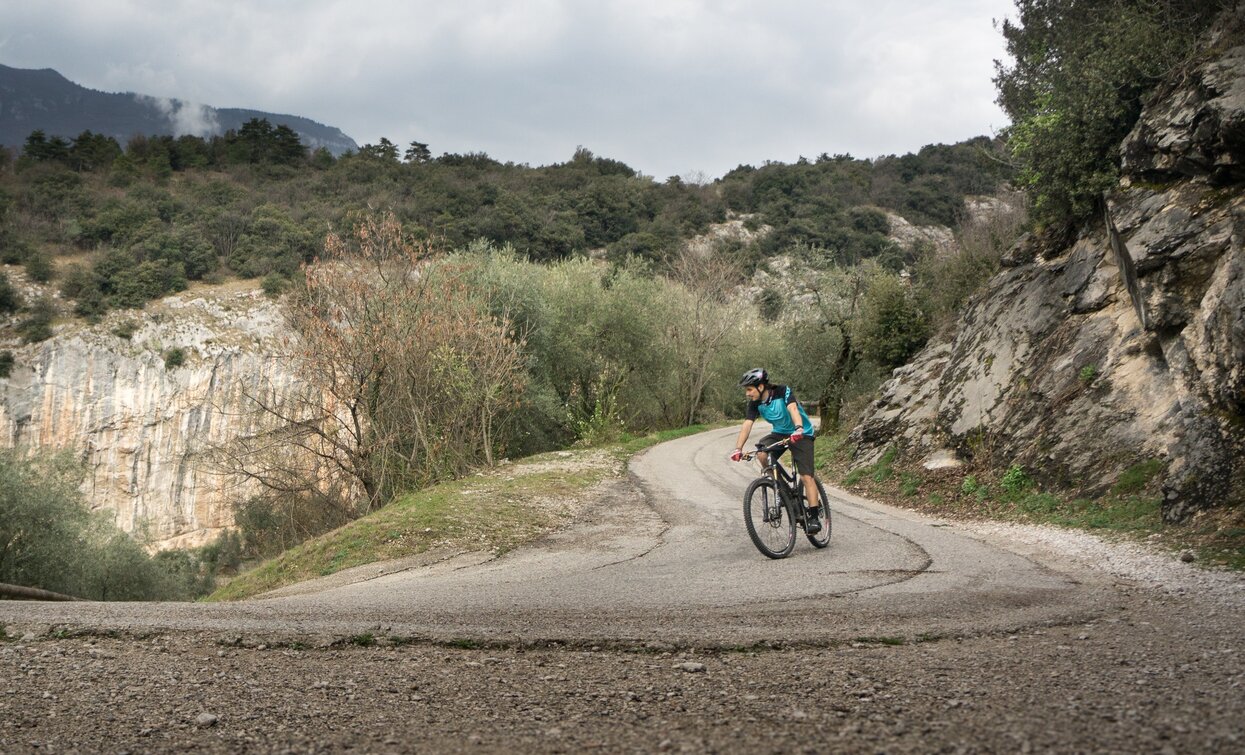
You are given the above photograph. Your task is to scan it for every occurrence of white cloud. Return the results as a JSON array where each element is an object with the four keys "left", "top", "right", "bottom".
[{"left": 133, "top": 95, "right": 220, "bottom": 138}]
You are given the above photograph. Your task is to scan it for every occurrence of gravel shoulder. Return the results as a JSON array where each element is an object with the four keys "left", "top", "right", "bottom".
[{"left": 2, "top": 589, "right": 1240, "bottom": 754}]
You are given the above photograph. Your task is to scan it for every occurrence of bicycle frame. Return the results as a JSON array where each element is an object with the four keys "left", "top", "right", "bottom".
[{"left": 743, "top": 441, "right": 801, "bottom": 497}]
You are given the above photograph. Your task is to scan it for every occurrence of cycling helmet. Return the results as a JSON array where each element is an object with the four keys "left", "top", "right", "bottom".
[{"left": 738, "top": 368, "right": 768, "bottom": 387}]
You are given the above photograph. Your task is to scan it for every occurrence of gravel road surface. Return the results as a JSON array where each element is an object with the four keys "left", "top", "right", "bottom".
[{"left": 1, "top": 428, "right": 1241, "bottom": 752}]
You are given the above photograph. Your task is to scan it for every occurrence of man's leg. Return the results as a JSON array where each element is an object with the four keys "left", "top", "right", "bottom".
[
  {"left": 801, "top": 472, "right": 819, "bottom": 509},
  {"left": 792, "top": 436, "right": 821, "bottom": 517}
]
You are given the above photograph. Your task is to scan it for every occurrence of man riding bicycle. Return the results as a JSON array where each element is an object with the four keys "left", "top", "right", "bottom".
[{"left": 730, "top": 368, "right": 822, "bottom": 534}]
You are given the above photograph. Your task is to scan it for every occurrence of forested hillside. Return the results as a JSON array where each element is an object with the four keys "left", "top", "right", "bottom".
[
  {"left": 0, "top": 106, "right": 1019, "bottom": 599},
  {"left": 0, "top": 124, "right": 1008, "bottom": 300},
  {"left": 0, "top": 64, "right": 359, "bottom": 157}
]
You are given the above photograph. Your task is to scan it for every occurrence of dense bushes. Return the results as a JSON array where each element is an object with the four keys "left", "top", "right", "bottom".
[
  {"left": 0, "top": 450, "right": 216, "bottom": 600},
  {"left": 0, "top": 121, "right": 1011, "bottom": 323},
  {"left": 458, "top": 244, "right": 782, "bottom": 456},
  {"left": 995, "top": 0, "right": 1224, "bottom": 221}
]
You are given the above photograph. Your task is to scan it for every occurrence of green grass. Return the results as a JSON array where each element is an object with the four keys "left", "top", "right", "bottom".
[
  {"left": 999, "top": 460, "right": 1165, "bottom": 534},
  {"left": 843, "top": 445, "right": 897, "bottom": 486},
  {"left": 854, "top": 636, "right": 906, "bottom": 646},
  {"left": 206, "top": 425, "right": 714, "bottom": 602},
  {"left": 1110, "top": 459, "right": 1165, "bottom": 496},
  {"left": 899, "top": 473, "right": 920, "bottom": 497},
  {"left": 1198, "top": 531, "right": 1245, "bottom": 570}
]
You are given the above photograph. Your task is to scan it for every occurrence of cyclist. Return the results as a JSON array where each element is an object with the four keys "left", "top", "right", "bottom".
[{"left": 729, "top": 368, "right": 822, "bottom": 534}]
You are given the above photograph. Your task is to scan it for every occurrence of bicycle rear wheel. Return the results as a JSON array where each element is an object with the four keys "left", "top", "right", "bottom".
[
  {"left": 803, "top": 477, "right": 832, "bottom": 549},
  {"left": 743, "top": 478, "right": 796, "bottom": 559}
]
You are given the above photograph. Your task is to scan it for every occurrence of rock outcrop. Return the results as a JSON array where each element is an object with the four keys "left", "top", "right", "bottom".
[
  {"left": 850, "top": 15, "right": 1245, "bottom": 521},
  {"left": 0, "top": 287, "right": 297, "bottom": 548}
]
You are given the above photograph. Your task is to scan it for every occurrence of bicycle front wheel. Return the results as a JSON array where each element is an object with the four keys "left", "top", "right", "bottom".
[{"left": 743, "top": 478, "right": 796, "bottom": 559}]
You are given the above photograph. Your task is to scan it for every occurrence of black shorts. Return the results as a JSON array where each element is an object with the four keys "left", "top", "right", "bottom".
[{"left": 756, "top": 432, "right": 815, "bottom": 476}]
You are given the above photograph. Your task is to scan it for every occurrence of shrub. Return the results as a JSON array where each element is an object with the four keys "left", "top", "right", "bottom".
[
  {"left": 757, "top": 286, "right": 784, "bottom": 320},
  {"left": 24, "top": 252, "right": 54, "bottom": 283},
  {"left": 111, "top": 319, "right": 140, "bottom": 340},
  {"left": 17, "top": 296, "right": 56, "bottom": 343},
  {"left": 0, "top": 450, "right": 200, "bottom": 600},
  {"left": 260, "top": 272, "right": 286, "bottom": 297},
  {"left": 854, "top": 275, "right": 930, "bottom": 370},
  {"left": 0, "top": 351, "right": 13, "bottom": 378},
  {"left": 1001, "top": 464, "right": 1034, "bottom": 495},
  {"left": 233, "top": 494, "right": 354, "bottom": 560},
  {"left": 163, "top": 347, "right": 186, "bottom": 369},
  {"left": 0, "top": 272, "right": 21, "bottom": 313}
]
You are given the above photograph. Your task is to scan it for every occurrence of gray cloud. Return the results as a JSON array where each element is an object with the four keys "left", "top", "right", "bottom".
[{"left": 0, "top": 0, "right": 1016, "bottom": 179}]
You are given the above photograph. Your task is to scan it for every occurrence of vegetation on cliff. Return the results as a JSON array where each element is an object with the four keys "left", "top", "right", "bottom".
[{"left": 995, "top": 0, "right": 1226, "bottom": 222}]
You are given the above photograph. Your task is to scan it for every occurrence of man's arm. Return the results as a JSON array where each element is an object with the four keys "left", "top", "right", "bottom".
[
  {"left": 787, "top": 402, "right": 804, "bottom": 436},
  {"left": 733, "top": 419, "right": 755, "bottom": 454}
]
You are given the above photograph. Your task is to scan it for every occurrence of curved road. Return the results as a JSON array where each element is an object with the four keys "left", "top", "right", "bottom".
[{"left": 0, "top": 428, "right": 1110, "bottom": 646}]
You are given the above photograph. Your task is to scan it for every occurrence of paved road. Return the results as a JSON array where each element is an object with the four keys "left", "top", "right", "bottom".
[
  {"left": 5, "top": 428, "right": 1243, "bottom": 753},
  {"left": 0, "top": 428, "right": 1110, "bottom": 646}
]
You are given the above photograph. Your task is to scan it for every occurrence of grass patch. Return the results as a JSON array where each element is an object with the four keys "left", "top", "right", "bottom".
[
  {"left": 899, "top": 473, "right": 920, "bottom": 497},
  {"left": 843, "top": 445, "right": 897, "bottom": 486},
  {"left": 445, "top": 638, "right": 482, "bottom": 650},
  {"left": 1110, "top": 459, "right": 1165, "bottom": 496},
  {"left": 206, "top": 426, "right": 714, "bottom": 602},
  {"left": 854, "top": 636, "right": 906, "bottom": 646}
]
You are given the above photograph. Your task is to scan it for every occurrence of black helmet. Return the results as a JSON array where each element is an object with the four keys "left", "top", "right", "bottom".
[{"left": 738, "top": 368, "right": 768, "bottom": 387}]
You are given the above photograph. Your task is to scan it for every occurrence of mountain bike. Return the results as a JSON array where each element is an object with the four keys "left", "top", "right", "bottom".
[{"left": 740, "top": 439, "right": 831, "bottom": 559}]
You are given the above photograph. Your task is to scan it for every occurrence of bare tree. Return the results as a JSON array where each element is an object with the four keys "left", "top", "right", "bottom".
[
  {"left": 212, "top": 212, "right": 526, "bottom": 516},
  {"left": 666, "top": 244, "right": 748, "bottom": 426}
]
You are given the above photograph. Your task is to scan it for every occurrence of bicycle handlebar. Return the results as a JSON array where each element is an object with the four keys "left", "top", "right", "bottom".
[{"left": 739, "top": 438, "right": 790, "bottom": 462}]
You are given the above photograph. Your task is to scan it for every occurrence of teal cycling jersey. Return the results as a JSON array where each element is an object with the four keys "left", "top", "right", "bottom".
[{"left": 745, "top": 384, "right": 814, "bottom": 437}]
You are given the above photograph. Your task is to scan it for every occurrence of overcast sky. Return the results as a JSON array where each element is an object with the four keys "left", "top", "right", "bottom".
[{"left": 0, "top": 0, "right": 1017, "bottom": 181}]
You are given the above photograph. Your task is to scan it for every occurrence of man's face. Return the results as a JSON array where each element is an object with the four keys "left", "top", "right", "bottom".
[{"left": 744, "top": 385, "right": 763, "bottom": 401}]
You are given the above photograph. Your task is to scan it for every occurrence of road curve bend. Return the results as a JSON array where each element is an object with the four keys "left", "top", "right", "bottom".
[{"left": 0, "top": 428, "right": 1112, "bottom": 647}]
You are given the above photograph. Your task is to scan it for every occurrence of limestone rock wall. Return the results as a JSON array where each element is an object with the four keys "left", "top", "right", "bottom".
[
  {"left": 0, "top": 287, "right": 298, "bottom": 549},
  {"left": 850, "top": 21, "right": 1245, "bottom": 521}
]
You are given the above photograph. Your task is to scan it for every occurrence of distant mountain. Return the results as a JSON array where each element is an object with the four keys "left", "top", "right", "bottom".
[{"left": 0, "top": 64, "right": 359, "bottom": 156}]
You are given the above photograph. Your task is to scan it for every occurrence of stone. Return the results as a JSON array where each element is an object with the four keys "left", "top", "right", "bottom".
[
  {"left": 921, "top": 450, "right": 963, "bottom": 471},
  {"left": 195, "top": 713, "right": 219, "bottom": 728}
]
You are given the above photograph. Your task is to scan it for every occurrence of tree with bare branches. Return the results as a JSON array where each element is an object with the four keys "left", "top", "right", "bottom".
[
  {"left": 666, "top": 244, "right": 749, "bottom": 426},
  {"left": 214, "top": 212, "right": 526, "bottom": 519}
]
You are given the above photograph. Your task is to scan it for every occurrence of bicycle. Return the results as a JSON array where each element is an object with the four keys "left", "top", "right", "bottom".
[{"left": 740, "top": 439, "right": 832, "bottom": 559}]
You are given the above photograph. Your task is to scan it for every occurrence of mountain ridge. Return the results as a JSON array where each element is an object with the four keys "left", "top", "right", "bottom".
[{"left": 0, "top": 63, "right": 358, "bottom": 155}]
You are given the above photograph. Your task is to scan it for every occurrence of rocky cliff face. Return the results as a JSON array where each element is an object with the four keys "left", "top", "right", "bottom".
[
  {"left": 850, "top": 17, "right": 1245, "bottom": 521},
  {"left": 0, "top": 285, "right": 297, "bottom": 548}
]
